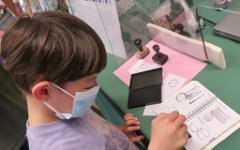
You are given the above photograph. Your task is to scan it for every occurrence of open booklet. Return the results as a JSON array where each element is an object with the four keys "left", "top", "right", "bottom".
[{"left": 156, "top": 81, "right": 240, "bottom": 150}]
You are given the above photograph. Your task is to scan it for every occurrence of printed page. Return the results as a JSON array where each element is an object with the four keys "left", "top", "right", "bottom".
[
  {"left": 67, "top": 0, "right": 127, "bottom": 58},
  {"left": 156, "top": 81, "right": 214, "bottom": 116},
  {"left": 185, "top": 99, "right": 240, "bottom": 150},
  {"left": 156, "top": 81, "right": 240, "bottom": 150}
]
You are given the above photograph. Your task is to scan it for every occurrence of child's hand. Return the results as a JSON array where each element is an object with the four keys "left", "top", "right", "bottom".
[
  {"left": 116, "top": 113, "right": 144, "bottom": 142},
  {"left": 123, "top": 113, "right": 144, "bottom": 142},
  {"left": 148, "top": 111, "right": 188, "bottom": 150}
]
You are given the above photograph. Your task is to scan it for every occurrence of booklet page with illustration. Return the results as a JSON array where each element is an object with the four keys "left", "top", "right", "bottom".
[{"left": 156, "top": 81, "right": 240, "bottom": 150}]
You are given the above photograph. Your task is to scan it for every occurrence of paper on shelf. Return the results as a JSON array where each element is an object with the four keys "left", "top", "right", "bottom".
[{"left": 68, "top": 0, "right": 127, "bottom": 58}]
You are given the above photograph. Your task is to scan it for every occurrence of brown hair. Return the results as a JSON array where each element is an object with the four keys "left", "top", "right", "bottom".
[{"left": 0, "top": 11, "right": 107, "bottom": 93}]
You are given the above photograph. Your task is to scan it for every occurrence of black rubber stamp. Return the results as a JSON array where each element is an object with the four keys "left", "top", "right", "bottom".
[{"left": 152, "top": 44, "right": 168, "bottom": 65}]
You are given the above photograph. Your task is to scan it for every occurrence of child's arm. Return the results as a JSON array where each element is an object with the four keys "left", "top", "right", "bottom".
[
  {"left": 148, "top": 111, "right": 188, "bottom": 150},
  {"left": 115, "top": 113, "right": 144, "bottom": 142}
]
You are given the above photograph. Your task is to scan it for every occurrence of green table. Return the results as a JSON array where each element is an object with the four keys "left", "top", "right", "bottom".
[{"left": 97, "top": 1, "right": 240, "bottom": 149}]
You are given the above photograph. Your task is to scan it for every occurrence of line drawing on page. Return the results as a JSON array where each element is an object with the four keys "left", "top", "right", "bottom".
[
  {"left": 167, "top": 79, "right": 179, "bottom": 87},
  {"left": 175, "top": 85, "right": 205, "bottom": 104},
  {"left": 211, "top": 107, "right": 231, "bottom": 124},
  {"left": 155, "top": 81, "right": 240, "bottom": 150},
  {"left": 203, "top": 112, "right": 214, "bottom": 122},
  {"left": 189, "top": 121, "right": 210, "bottom": 140}
]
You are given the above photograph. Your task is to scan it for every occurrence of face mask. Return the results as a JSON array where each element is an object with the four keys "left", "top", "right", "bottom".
[{"left": 43, "top": 83, "right": 100, "bottom": 119}]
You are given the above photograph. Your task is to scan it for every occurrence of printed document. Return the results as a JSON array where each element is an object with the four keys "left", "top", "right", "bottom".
[
  {"left": 67, "top": 0, "right": 127, "bottom": 58},
  {"left": 156, "top": 81, "right": 240, "bottom": 150}
]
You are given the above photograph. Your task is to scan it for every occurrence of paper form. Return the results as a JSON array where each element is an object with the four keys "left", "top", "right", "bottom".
[
  {"left": 161, "top": 73, "right": 186, "bottom": 101},
  {"left": 67, "top": 0, "right": 127, "bottom": 58}
]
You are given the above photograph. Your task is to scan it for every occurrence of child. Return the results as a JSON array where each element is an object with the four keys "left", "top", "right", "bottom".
[{"left": 0, "top": 11, "right": 188, "bottom": 150}]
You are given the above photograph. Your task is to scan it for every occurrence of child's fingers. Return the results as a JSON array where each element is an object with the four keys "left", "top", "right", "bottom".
[
  {"left": 126, "top": 125, "right": 140, "bottom": 132},
  {"left": 124, "top": 113, "right": 133, "bottom": 118},
  {"left": 174, "top": 114, "right": 186, "bottom": 127},
  {"left": 126, "top": 119, "right": 140, "bottom": 126},
  {"left": 130, "top": 135, "right": 144, "bottom": 142},
  {"left": 168, "top": 111, "right": 180, "bottom": 122},
  {"left": 124, "top": 114, "right": 138, "bottom": 121}
]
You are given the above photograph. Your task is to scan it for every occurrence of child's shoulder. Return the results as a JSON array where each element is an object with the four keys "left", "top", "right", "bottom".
[
  {"left": 27, "top": 111, "right": 107, "bottom": 149},
  {"left": 27, "top": 110, "right": 137, "bottom": 150}
]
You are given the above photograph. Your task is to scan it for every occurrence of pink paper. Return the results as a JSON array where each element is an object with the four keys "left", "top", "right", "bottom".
[{"left": 113, "top": 40, "right": 207, "bottom": 86}]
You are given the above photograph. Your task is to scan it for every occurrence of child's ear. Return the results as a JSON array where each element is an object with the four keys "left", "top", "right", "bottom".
[{"left": 32, "top": 81, "right": 51, "bottom": 101}]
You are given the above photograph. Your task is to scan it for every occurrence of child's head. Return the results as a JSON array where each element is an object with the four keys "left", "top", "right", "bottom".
[{"left": 0, "top": 11, "right": 107, "bottom": 94}]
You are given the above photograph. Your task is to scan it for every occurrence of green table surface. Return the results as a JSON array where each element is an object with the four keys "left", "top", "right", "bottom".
[{"left": 97, "top": 1, "right": 240, "bottom": 150}]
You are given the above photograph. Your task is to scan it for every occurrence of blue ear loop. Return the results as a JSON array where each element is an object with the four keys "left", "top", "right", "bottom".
[
  {"left": 42, "top": 101, "right": 68, "bottom": 119},
  {"left": 43, "top": 83, "right": 75, "bottom": 119}
]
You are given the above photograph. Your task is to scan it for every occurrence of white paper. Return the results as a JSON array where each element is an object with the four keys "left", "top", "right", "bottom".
[
  {"left": 143, "top": 73, "right": 186, "bottom": 116},
  {"left": 161, "top": 73, "right": 186, "bottom": 101},
  {"left": 128, "top": 59, "right": 160, "bottom": 74},
  {"left": 68, "top": 0, "right": 127, "bottom": 58},
  {"left": 155, "top": 81, "right": 240, "bottom": 150},
  {"left": 143, "top": 103, "right": 162, "bottom": 116}
]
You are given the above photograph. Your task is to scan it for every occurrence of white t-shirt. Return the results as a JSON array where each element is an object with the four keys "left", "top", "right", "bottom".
[{"left": 26, "top": 110, "right": 139, "bottom": 150}]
